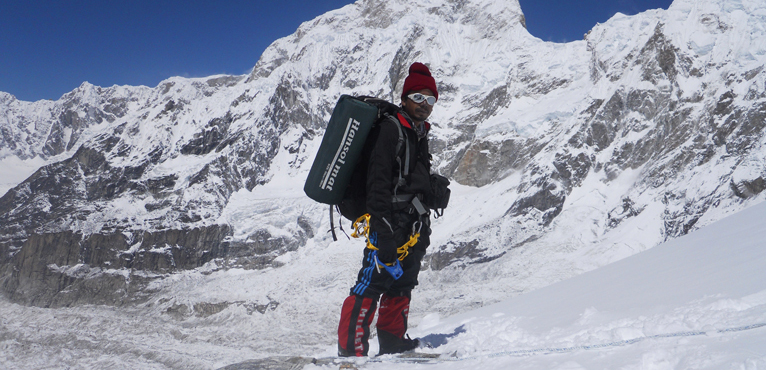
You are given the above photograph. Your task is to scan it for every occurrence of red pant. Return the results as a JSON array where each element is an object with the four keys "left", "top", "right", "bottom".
[
  {"left": 338, "top": 228, "right": 428, "bottom": 356},
  {"left": 338, "top": 294, "right": 411, "bottom": 356}
]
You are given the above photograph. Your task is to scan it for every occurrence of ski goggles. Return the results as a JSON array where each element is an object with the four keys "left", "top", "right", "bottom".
[{"left": 407, "top": 93, "right": 436, "bottom": 106}]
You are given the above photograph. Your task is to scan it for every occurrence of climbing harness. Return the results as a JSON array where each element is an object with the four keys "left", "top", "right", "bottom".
[{"left": 351, "top": 213, "right": 422, "bottom": 264}]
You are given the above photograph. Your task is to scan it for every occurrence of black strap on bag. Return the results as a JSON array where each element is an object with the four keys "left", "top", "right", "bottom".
[
  {"left": 329, "top": 204, "right": 352, "bottom": 241},
  {"left": 329, "top": 204, "right": 337, "bottom": 241}
]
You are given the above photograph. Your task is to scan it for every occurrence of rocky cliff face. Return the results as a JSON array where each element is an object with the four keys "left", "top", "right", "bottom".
[
  {"left": 1, "top": 0, "right": 765, "bottom": 308},
  {"left": 426, "top": 0, "right": 766, "bottom": 269},
  {"left": 0, "top": 74, "right": 314, "bottom": 305}
]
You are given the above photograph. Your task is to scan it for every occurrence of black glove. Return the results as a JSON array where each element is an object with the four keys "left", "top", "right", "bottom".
[{"left": 375, "top": 233, "right": 397, "bottom": 265}]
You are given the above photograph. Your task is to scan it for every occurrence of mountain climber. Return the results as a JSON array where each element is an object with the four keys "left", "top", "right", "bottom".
[{"left": 337, "top": 62, "right": 439, "bottom": 357}]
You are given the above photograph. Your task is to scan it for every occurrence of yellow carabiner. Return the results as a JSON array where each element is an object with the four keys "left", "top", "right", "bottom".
[{"left": 351, "top": 213, "right": 371, "bottom": 239}]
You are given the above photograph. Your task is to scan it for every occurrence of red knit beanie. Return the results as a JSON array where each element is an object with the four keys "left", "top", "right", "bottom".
[{"left": 401, "top": 62, "right": 438, "bottom": 101}]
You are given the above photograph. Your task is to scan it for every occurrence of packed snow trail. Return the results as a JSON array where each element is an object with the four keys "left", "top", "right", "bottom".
[
  {"left": 275, "top": 321, "right": 765, "bottom": 370},
  {"left": 296, "top": 201, "right": 766, "bottom": 369},
  {"left": 428, "top": 321, "right": 766, "bottom": 360}
]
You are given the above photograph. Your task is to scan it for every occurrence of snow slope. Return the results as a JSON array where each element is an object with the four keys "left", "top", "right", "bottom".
[
  {"left": 305, "top": 200, "right": 766, "bottom": 369},
  {"left": 1, "top": 198, "right": 763, "bottom": 369}
]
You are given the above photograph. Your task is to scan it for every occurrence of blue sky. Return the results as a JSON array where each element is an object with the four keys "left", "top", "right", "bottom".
[{"left": 1, "top": 0, "right": 672, "bottom": 102}]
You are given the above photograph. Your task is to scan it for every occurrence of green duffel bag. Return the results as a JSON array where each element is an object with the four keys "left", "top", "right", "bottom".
[{"left": 304, "top": 95, "right": 379, "bottom": 205}]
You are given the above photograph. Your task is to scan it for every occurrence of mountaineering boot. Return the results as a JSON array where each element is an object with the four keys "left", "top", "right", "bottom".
[
  {"left": 337, "top": 343, "right": 355, "bottom": 357},
  {"left": 376, "top": 293, "right": 420, "bottom": 355},
  {"left": 378, "top": 331, "right": 420, "bottom": 355},
  {"left": 338, "top": 295, "right": 378, "bottom": 357}
]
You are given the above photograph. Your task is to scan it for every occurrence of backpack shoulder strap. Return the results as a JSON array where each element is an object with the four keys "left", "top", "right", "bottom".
[
  {"left": 392, "top": 113, "right": 410, "bottom": 196},
  {"left": 357, "top": 96, "right": 400, "bottom": 120}
]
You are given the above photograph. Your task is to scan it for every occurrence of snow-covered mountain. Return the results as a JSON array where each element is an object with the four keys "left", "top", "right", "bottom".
[
  {"left": 2, "top": 176, "right": 764, "bottom": 369},
  {"left": 0, "top": 0, "right": 765, "bottom": 365}
]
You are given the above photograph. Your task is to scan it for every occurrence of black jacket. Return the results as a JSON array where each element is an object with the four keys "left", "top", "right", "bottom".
[{"left": 366, "top": 111, "right": 431, "bottom": 243}]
